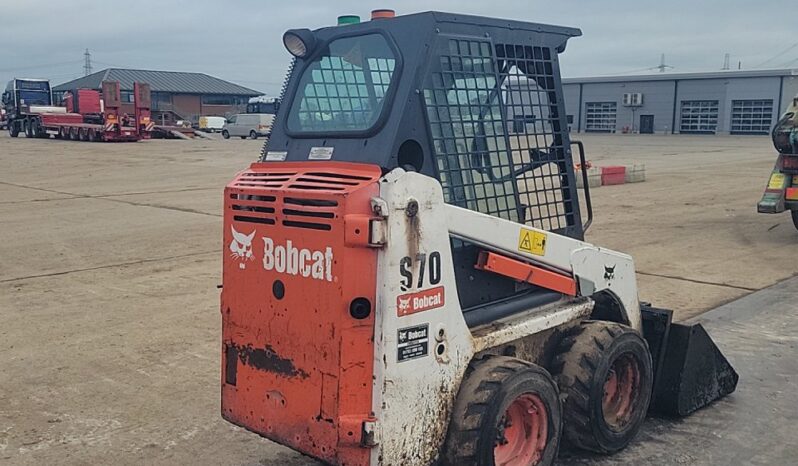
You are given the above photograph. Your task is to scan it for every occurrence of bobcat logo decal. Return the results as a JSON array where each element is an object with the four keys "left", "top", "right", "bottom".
[
  {"left": 604, "top": 265, "right": 616, "bottom": 281},
  {"left": 230, "top": 226, "right": 255, "bottom": 269},
  {"left": 398, "top": 297, "right": 411, "bottom": 312}
]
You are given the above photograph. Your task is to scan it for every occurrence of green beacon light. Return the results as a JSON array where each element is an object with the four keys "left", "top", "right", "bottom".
[{"left": 337, "top": 15, "right": 361, "bottom": 25}]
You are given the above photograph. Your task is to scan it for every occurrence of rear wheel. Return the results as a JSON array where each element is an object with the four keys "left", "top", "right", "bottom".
[
  {"left": 221, "top": 130, "right": 230, "bottom": 139},
  {"left": 239, "top": 135, "right": 247, "bottom": 139},
  {"left": 79, "top": 128, "right": 89, "bottom": 141},
  {"left": 69, "top": 127, "right": 79, "bottom": 141},
  {"left": 445, "top": 356, "right": 562, "bottom": 466},
  {"left": 792, "top": 209, "right": 798, "bottom": 231},
  {"left": 249, "top": 130, "right": 258, "bottom": 140},
  {"left": 552, "top": 321, "right": 652, "bottom": 454},
  {"left": 88, "top": 129, "right": 97, "bottom": 142},
  {"left": 24, "top": 119, "right": 33, "bottom": 138}
]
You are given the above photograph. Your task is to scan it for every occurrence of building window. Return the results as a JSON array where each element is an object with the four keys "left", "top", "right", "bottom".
[
  {"left": 152, "top": 93, "right": 172, "bottom": 104},
  {"left": 202, "top": 95, "right": 233, "bottom": 105},
  {"left": 731, "top": 99, "right": 773, "bottom": 135},
  {"left": 585, "top": 102, "right": 617, "bottom": 132},
  {"left": 680, "top": 100, "right": 719, "bottom": 134},
  {"left": 201, "top": 95, "right": 248, "bottom": 106},
  {"left": 120, "top": 91, "right": 135, "bottom": 103}
]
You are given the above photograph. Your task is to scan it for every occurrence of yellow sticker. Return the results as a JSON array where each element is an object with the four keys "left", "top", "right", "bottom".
[
  {"left": 768, "top": 173, "right": 787, "bottom": 190},
  {"left": 518, "top": 228, "right": 547, "bottom": 256}
]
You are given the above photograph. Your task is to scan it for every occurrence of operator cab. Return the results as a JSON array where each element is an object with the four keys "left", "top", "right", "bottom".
[{"left": 264, "top": 11, "right": 586, "bottom": 315}]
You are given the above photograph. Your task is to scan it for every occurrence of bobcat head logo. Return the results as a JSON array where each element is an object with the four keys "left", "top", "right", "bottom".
[
  {"left": 230, "top": 226, "right": 255, "bottom": 266},
  {"left": 604, "top": 265, "right": 616, "bottom": 281},
  {"left": 398, "top": 297, "right": 411, "bottom": 312}
]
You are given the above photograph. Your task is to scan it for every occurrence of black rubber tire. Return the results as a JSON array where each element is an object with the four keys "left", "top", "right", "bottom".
[
  {"left": 9, "top": 121, "right": 19, "bottom": 137},
  {"left": 239, "top": 136, "right": 247, "bottom": 139},
  {"left": 30, "top": 118, "right": 40, "bottom": 137},
  {"left": 552, "top": 321, "right": 653, "bottom": 454},
  {"left": 444, "top": 355, "right": 562, "bottom": 466},
  {"left": 221, "top": 130, "right": 230, "bottom": 139},
  {"left": 249, "top": 130, "right": 258, "bottom": 140},
  {"left": 792, "top": 209, "right": 798, "bottom": 231},
  {"left": 24, "top": 119, "right": 33, "bottom": 138},
  {"left": 88, "top": 130, "right": 96, "bottom": 142}
]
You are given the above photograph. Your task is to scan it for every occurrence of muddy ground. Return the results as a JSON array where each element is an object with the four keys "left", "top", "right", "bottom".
[{"left": 0, "top": 132, "right": 793, "bottom": 464}]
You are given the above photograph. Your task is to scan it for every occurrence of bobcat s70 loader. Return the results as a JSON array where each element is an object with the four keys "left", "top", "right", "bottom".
[{"left": 220, "top": 11, "right": 738, "bottom": 466}]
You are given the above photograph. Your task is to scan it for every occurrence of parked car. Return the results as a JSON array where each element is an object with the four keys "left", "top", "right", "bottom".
[
  {"left": 222, "top": 113, "right": 273, "bottom": 140},
  {"left": 198, "top": 116, "right": 226, "bottom": 133}
]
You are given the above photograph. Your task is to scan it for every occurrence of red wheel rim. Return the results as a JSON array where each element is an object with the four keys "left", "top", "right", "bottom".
[
  {"left": 494, "top": 394, "right": 548, "bottom": 466},
  {"left": 602, "top": 353, "right": 641, "bottom": 431}
]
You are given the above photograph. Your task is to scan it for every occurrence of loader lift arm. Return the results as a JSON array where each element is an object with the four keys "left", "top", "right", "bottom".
[{"left": 444, "top": 203, "right": 641, "bottom": 330}]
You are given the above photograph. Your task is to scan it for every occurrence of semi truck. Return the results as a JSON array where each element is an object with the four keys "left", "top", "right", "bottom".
[{"left": 2, "top": 78, "right": 153, "bottom": 142}]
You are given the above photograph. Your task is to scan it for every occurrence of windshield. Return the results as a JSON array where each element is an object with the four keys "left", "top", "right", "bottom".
[
  {"left": 18, "top": 90, "right": 50, "bottom": 106},
  {"left": 287, "top": 33, "right": 397, "bottom": 133}
]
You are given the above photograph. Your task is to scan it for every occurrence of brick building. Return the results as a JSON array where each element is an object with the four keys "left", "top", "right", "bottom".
[{"left": 53, "top": 68, "right": 260, "bottom": 125}]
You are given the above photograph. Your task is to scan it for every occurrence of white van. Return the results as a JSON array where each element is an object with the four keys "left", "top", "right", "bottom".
[
  {"left": 222, "top": 114, "right": 273, "bottom": 139},
  {"left": 198, "top": 116, "right": 227, "bottom": 133}
]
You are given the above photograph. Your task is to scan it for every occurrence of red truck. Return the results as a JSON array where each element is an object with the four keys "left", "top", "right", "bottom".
[{"left": 3, "top": 78, "right": 153, "bottom": 142}]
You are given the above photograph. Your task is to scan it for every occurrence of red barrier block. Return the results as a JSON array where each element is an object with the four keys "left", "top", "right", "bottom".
[{"left": 601, "top": 166, "right": 626, "bottom": 185}]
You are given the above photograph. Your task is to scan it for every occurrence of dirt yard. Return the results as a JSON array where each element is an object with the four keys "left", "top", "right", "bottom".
[{"left": 0, "top": 132, "right": 793, "bottom": 464}]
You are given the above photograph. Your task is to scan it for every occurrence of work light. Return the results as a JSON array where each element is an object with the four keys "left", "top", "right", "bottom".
[{"left": 283, "top": 29, "right": 316, "bottom": 58}]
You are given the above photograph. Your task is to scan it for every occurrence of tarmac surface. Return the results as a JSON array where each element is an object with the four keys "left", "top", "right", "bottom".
[
  {"left": 561, "top": 276, "right": 798, "bottom": 465},
  {"left": 0, "top": 132, "right": 796, "bottom": 464}
]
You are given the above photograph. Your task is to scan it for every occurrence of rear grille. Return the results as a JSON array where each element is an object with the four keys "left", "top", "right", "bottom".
[{"left": 227, "top": 164, "right": 378, "bottom": 232}]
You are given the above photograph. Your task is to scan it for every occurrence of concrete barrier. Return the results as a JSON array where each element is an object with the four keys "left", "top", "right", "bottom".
[
  {"left": 625, "top": 163, "right": 646, "bottom": 183},
  {"left": 576, "top": 166, "right": 602, "bottom": 189}
]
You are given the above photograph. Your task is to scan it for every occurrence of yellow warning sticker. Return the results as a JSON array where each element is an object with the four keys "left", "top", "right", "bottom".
[
  {"left": 518, "top": 228, "right": 547, "bottom": 256},
  {"left": 768, "top": 173, "right": 787, "bottom": 190}
]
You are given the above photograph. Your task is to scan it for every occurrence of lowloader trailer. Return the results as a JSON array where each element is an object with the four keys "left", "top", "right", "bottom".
[
  {"left": 3, "top": 79, "right": 152, "bottom": 142},
  {"left": 220, "top": 11, "right": 738, "bottom": 466}
]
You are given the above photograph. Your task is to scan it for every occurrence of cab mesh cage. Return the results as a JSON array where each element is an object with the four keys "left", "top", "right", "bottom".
[{"left": 423, "top": 38, "right": 576, "bottom": 233}]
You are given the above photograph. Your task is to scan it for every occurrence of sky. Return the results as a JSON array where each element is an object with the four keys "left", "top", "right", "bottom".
[{"left": 0, "top": 0, "right": 795, "bottom": 96}]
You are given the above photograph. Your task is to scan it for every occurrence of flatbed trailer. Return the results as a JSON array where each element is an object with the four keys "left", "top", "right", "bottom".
[{"left": 12, "top": 81, "right": 153, "bottom": 142}]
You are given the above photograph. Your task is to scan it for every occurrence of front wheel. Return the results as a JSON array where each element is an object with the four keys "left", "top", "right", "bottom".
[
  {"left": 445, "top": 356, "right": 562, "bottom": 466},
  {"left": 249, "top": 130, "right": 258, "bottom": 140},
  {"left": 9, "top": 121, "right": 19, "bottom": 137},
  {"left": 791, "top": 209, "right": 798, "bottom": 231},
  {"left": 552, "top": 321, "right": 653, "bottom": 454},
  {"left": 221, "top": 130, "right": 230, "bottom": 139}
]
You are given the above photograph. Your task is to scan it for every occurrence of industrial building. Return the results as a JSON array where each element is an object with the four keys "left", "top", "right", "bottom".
[
  {"left": 562, "top": 68, "right": 798, "bottom": 135},
  {"left": 53, "top": 68, "right": 260, "bottom": 125}
]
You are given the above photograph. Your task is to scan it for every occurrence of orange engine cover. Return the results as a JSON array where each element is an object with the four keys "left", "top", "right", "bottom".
[{"left": 221, "top": 161, "right": 381, "bottom": 466}]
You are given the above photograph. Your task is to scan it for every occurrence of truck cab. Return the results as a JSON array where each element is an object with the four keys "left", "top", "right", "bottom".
[{"left": 2, "top": 78, "right": 53, "bottom": 118}]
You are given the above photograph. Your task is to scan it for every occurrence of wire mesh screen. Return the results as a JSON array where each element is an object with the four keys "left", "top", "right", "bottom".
[{"left": 423, "top": 38, "right": 576, "bottom": 232}]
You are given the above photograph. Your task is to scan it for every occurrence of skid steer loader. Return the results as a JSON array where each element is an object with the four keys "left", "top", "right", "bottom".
[{"left": 220, "top": 11, "right": 737, "bottom": 465}]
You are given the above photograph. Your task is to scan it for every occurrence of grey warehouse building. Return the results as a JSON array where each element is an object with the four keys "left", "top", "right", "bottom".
[{"left": 562, "top": 68, "right": 798, "bottom": 135}]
